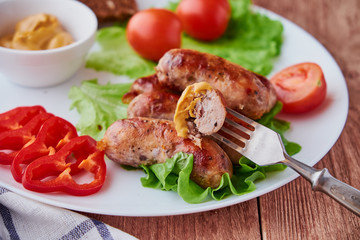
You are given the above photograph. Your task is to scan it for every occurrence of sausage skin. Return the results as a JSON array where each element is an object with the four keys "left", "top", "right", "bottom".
[
  {"left": 156, "top": 49, "right": 277, "bottom": 119},
  {"left": 122, "top": 74, "right": 161, "bottom": 104},
  {"left": 99, "top": 118, "right": 233, "bottom": 188},
  {"left": 127, "top": 90, "right": 179, "bottom": 120}
]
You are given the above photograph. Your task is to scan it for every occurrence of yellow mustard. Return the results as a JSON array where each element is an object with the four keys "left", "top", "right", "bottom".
[
  {"left": 0, "top": 13, "right": 74, "bottom": 50},
  {"left": 174, "top": 82, "right": 213, "bottom": 138}
]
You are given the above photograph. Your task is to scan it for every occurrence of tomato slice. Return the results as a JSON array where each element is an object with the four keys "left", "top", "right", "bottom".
[{"left": 270, "top": 62, "right": 327, "bottom": 114}]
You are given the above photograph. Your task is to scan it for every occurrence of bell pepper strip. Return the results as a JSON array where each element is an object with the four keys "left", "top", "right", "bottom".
[
  {"left": 22, "top": 135, "right": 106, "bottom": 196},
  {"left": 0, "top": 112, "right": 53, "bottom": 165},
  {"left": 0, "top": 106, "right": 46, "bottom": 133},
  {"left": 10, "top": 116, "right": 78, "bottom": 182}
]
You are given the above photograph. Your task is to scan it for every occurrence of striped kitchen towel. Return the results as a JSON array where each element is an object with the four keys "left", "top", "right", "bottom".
[{"left": 0, "top": 187, "right": 137, "bottom": 240}]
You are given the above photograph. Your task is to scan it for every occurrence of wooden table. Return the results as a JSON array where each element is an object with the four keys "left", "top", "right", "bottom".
[{"left": 83, "top": 0, "right": 360, "bottom": 238}]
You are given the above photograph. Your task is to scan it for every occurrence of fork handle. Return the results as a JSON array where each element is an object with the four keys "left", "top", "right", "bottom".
[{"left": 283, "top": 155, "right": 360, "bottom": 217}]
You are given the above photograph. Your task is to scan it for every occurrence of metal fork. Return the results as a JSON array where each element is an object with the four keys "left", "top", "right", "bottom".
[{"left": 212, "top": 107, "right": 360, "bottom": 216}]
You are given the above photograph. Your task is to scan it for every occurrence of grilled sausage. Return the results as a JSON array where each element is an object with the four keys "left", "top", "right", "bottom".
[
  {"left": 99, "top": 117, "right": 233, "bottom": 188},
  {"left": 127, "top": 90, "right": 179, "bottom": 120},
  {"left": 122, "top": 74, "right": 161, "bottom": 104},
  {"left": 124, "top": 87, "right": 242, "bottom": 163},
  {"left": 156, "top": 48, "right": 277, "bottom": 119}
]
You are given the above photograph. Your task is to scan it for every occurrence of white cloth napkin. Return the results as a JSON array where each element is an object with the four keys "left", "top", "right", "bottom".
[{"left": 0, "top": 187, "right": 137, "bottom": 240}]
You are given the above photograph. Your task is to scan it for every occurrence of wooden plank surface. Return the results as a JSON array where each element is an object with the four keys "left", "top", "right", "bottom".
[
  {"left": 255, "top": 0, "right": 360, "bottom": 239},
  {"left": 82, "top": 0, "right": 360, "bottom": 239},
  {"left": 85, "top": 199, "right": 261, "bottom": 239}
]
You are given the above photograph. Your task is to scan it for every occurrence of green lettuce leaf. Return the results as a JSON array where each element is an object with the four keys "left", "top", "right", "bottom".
[
  {"left": 140, "top": 152, "right": 263, "bottom": 204},
  {"left": 85, "top": 0, "right": 283, "bottom": 77},
  {"left": 68, "top": 79, "right": 132, "bottom": 140},
  {"left": 141, "top": 103, "right": 301, "bottom": 203},
  {"left": 86, "top": 26, "right": 156, "bottom": 79}
]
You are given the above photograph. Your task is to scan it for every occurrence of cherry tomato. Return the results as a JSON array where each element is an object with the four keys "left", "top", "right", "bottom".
[
  {"left": 126, "top": 9, "right": 182, "bottom": 61},
  {"left": 176, "top": 0, "right": 231, "bottom": 41},
  {"left": 270, "top": 62, "right": 327, "bottom": 114}
]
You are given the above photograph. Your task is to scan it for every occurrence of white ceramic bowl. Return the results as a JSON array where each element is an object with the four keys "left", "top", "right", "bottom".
[{"left": 0, "top": 0, "right": 97, "bottom": 87}]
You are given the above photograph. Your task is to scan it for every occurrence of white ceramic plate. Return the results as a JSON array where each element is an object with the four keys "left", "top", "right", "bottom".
[{"left": 0, "top": 3, "right": 348, "bottom": 216}]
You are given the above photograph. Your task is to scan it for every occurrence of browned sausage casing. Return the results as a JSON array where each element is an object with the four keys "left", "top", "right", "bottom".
[
  {"left": 127, "top": 90, "right": 179, "bottom": 120},
  {"left": 156, "top": 49, "right": 277, "bottom": 119},
  {"left": 99, "top": 117, "right": 233, "bottom": 189},
  {"left": 122, "top": 74, "right": 161, "bottom": 104}
]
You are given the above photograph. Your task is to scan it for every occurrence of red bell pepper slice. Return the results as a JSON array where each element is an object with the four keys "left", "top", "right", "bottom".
[
  {"left": 0, "top": 106, "right": 46, "bottom": 133},
  {"left": 11, "top": 116, "right": 78, "bottom": 182},
  {"left": 22, "top": 135, "right": 106, "bottom": 196},
  {"left": 0, "top": 112, "right": 53, "bottom": 165}
]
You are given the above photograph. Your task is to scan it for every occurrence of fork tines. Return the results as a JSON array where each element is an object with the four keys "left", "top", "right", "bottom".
[{"left": 212, "top": 108, "right": 258, "bottom": 153}]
